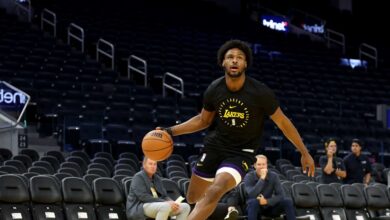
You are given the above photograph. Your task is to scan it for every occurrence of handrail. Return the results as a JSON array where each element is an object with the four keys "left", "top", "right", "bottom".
[
  {"left": 359, "top": 43, "right": 378, "bottom": 68},
  {"left": 15, "top": 0, "right": 32, "bottom": 22},
  {"left": 128, "top": 55, "right": 147, "bottom": 87},
  {"left": 41, "top": 8, "right": 56, "bottom": 37},
  {"left": 163, "top": 72, "right": 184, "bottom": 98},
  {"left": 68, "top": 23, "right": 84, "bottom": 53},
  {"left": 325, "top": 29, "right": 345, "bottom": 54},
  {"left": 96, "top": 38, "right": 114, "bottom": 70}
]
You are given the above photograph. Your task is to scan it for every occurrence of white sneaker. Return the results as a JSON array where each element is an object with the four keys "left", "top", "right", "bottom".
[{"left": 224, "top": 209, "right": 239, "bottom": 220}]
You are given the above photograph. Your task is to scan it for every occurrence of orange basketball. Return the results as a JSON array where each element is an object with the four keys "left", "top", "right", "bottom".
[{"left": 142, "top": 130, "right": 173, "bottom": 161}]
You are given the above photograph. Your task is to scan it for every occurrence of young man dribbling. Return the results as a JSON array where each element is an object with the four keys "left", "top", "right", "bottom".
[{"left": 158, "top": 39, "right": 315, "bottom": 220}]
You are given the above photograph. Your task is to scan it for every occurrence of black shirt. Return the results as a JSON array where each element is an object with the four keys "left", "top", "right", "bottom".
[
  {"left": 343, "top": 153, "right": 372, "bottom": 184},
  {"left": 203, "top": 76, "right": 279, "bottom": 155},
  {"left": 319, "top": 155, "right": 345, "bottom": 184}
]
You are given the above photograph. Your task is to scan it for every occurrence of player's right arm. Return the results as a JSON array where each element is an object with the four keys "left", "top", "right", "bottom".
[{"left": 169, "top": 108, "right": 215, "bottom": 136}]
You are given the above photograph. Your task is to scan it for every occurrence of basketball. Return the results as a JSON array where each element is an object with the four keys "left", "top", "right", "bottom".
[{"left": 142, "top": 130, "right": 173, "bottom": 161}]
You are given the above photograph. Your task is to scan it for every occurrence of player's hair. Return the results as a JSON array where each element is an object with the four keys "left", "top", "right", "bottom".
[{"left": 217, "top": 39, "right": 253, "bottom": 67}]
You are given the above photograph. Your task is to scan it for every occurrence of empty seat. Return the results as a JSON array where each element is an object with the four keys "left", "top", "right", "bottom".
[
  {"left": 62, "top": 177, "right": 97, "bottom": 220},
  {"left": 364, "top": 185, "right": 390, "bottom": 219},
  {"left": 114, "top": 169, "right": 135, "bottom": 177},
  {"left": 30, "top": 175, "right": 64, "bottom": 220},
  {"left": 114, "top": 164, "right": 136, "bottom": 173},
  {"left": 93, "top": 178, "right": 126, "bottom": 220},
  {"left": 3, "top": 160, "right": 26, "bottom": 173},
  {"left": 87, "top": 168, "right": 110, "bottom": 177},
  {"left": 60, "top": 162, "right": 83, "bottom": 177},
  {"left": 28, "top": 166, "right": 50, "bottom": 174},
  {"left": 161, "top": 178, "right": 183, "bottom": 201},
  {"left": 12, "top": 154, "right": 32, "bottom": 169},
  {"left": 94, "top": 152, "right": 114, "bottom": 165},
  {"left": 0, "top": 174, "right": 31, "bottom": 220},
  {"left": 117, "top": 158, "right": 139, "bottom": 171},
  {"left": 0, "top": 148, "right": 13, "bottom": 161},
  {"left": 32, "top": 161, "right": 55, "bottom": 174},
  {"left": 316, "top": 184, "right": 347, "bottom": 220},
  {"left": 54, "top": 172, "right": 72, "bottom": 182},
  {"left": 46, "top": 151, "right": 65, "bottom": 163},
  {"left": 83, "top": 174, "right": 101, "bottom": 187},
  {"left": 291, "top": 183, "right": 321, "bottom": 219},
  {"left": 70, "top": 151, "right": 91, "bottom": 165},
  {"left": 340, "top": 184, "right": 370, "bottom": 220},
  {"left": 66, "top": 156, "right": 88, "bottom": 174},
  {"left": 58, "top": 167, "right": 81, "bottom": 177},
  {"left": 20, "top": 149, "right": 40, "bottom": 162},
  {"left": 0, "top": 165, "right": 20, "bottom": 174},
  {"left": 40, "top": 155, "right": 60, "bottom": 172}
]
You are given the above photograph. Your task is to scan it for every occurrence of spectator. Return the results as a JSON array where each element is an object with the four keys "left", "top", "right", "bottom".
[
  {"left": 343, "top": 139, "right": 372, "bottom": 185},
  {"left": 126, "top": 157, "right": 191, "bottom": 220},
  {"left": 319, "top": 138, "right": 346, "bottom": 183},
  {"left": 244, "top": 155, "right": 296, "bottom": 220}
]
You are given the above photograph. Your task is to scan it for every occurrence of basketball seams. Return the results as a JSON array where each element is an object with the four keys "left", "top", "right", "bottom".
[
  {"left": 143, "top": 146, "right": 173, "bottom": 152},
  {"left": 142, "top": 137, "right": 172, "bottom": 144}
]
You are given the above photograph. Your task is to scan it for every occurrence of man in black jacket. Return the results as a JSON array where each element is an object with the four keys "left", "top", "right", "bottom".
[{"left": 244, "top": 155, "right": 295, "bottom": 220}]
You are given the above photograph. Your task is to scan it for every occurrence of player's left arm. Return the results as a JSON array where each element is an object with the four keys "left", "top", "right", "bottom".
[{"left": 270, "top": 107, "right": 315, "bottom": 177}]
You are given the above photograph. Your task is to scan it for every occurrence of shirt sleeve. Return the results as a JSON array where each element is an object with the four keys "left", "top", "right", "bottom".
[
  {"left": 365, "top": 158, "right": 372, "bottom": 174},
  {"left": 261, "top": 85, "right": 279, "bottom": 116},
  {"left": 203, "top": 83, "right": 215, "bottom": 111},
  {"left": 319, "top": 156, "right": 328, "bottom": 170},
  {"left": 266, "top": 174, "right": 284, "bottom": 206},
  {"left": 338, "top": 158, "right": 346, "bottom": 171},
  {"left": 244, "top": 171, "right": 265, "bottom": 199}
]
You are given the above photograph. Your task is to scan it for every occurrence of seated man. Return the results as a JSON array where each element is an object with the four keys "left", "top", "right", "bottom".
[
  {"left": 126, "top": 157, "right": 191, "bottom": 220},
  {"left": 244, "top": 155, "right": 296, "bottom": 220},
  {"left": 208, "top": 187, "right": 240, "bottom": 220}
]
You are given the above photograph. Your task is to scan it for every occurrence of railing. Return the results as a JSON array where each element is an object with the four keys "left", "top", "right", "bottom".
[
  {"left": 325, "top": 29, "right": 345, "bottom": 54},
  {"left": 68, "top": 23, "right": 84, "bottom": 53},
  {"left": 163, "top": 72, "right": 184, "bottom": 98},
  {"left": 96, "top": 38, "right": 114, "bottom": 70},
  {"left": 41, "top": 9, "right": 56, "bottom": 37},
  {"left": 359, "top": 43, "right": 378, "bottom": 68},
  {"left": 127, "top": 55, "right": 147, "bottom": 87},
  {"left": 15, "top": 0, "right": 32, "bottom": 22}
]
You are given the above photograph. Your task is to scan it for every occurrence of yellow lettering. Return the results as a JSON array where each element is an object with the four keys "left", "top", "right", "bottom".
[{"left": 223, "top": 110, "right": 245, "bottom": 119}]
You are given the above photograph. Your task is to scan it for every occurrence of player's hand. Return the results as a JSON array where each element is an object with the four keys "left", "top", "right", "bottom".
[
  {"left": 301, "top": 152, "right": 315, "bottom": 177},
  {"left": 155, "top": 127, "right": 173, "bottom": 136}
]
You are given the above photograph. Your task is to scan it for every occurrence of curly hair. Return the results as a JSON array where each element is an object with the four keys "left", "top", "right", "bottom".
[{"left": 217, "top": 39, "right": 252, "bottom": 68}]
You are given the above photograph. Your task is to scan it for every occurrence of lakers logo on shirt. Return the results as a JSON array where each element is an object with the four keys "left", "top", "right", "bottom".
[{"left": 218, "top": 98, "right": 249, "bottom": 128}]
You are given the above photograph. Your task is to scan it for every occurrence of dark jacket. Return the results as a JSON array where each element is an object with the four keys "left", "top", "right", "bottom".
[
  {"left": 126, "top": 170, "right": 171, "bottom": 220},
  {"left": 244, "top": 170, "right": 285, "bottom": 207}
]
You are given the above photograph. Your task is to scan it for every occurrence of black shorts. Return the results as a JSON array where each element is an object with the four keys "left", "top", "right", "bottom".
[{"left": 192, "top": 148, "right": 255, "bottom": 181}]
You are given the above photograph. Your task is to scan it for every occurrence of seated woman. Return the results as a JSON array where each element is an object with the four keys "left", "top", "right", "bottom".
[{"left": 319, "top": 138, "right": 346, "bottom": 184}]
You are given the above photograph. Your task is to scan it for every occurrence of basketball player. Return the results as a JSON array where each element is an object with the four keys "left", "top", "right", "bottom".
[{"left": 158, "top": 39, "right": 315, "bottom": 220}]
